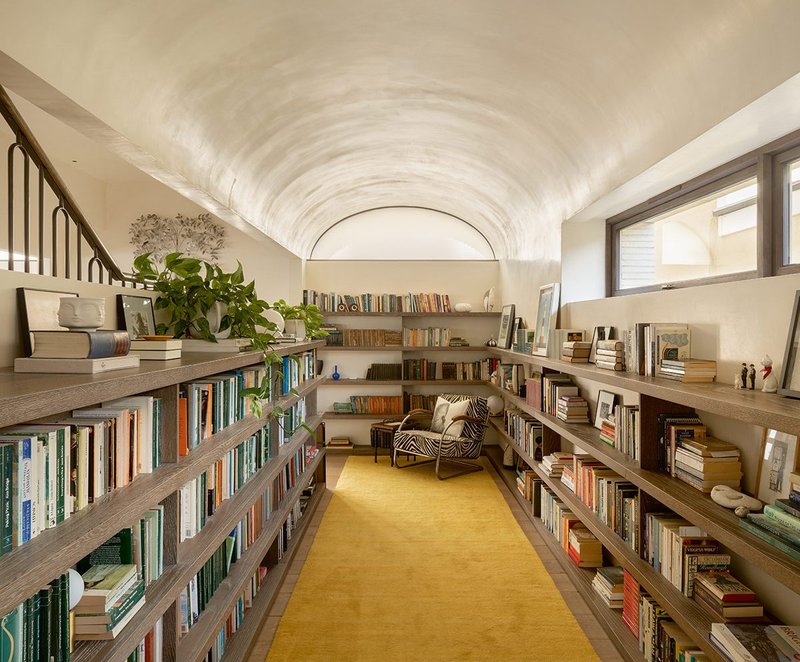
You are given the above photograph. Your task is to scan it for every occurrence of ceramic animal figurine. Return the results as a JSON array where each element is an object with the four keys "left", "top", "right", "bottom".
[
  {"left": 58, "top": 297, "right": 104, "bottom": 331},
  {"left": 710, "top": 485, "right": 762, "bottom": 511},
  {"left": 761, "top": 354, "right": 778, "bottom": 393}
]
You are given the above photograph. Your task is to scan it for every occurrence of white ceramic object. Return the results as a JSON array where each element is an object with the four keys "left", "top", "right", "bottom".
[
  {"left": 454, "top": 302, "right": 472, "bottom": 313},
  {"left": 58, "top": 297, "right": 104, "bottom": 331},
  {"left": 710, "top": 485, "right": 762, "bottom": 511},
  {"left": 487, "top": 394, "right": 504, "bottom": 415},
  {"left": 284, "top": 319, "right": 306, "bottom": 340},
  {"left": 190, "top": 301, "right": 231, "bottom": 339},
  {"left": 483, "top": 287, "right": 497, "bottom": 312},
  {"left": 67, "top": 568, "right": 85, "bottom": 610},
  {"left": 263, "top": 308, "right": 285, "bottom": 334},
  {"left": 761, "top": 354, "right": 778, "bottom": 393}
]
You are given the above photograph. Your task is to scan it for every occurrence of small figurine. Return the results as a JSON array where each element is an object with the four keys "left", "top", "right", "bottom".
[
  {"left": 761, "top": 354, "right": 779, "bottom": 393},
  {"left": 734, "top": 372, "right": 743, "bottom": 390},
  {"left": 748, "top": 363, "right": 756, "bottom": 390},
  {"left": 740, "top": 363, "right": 748, "bottom": 388},
  {"left": 486, "top": 336, "right": 498, "bottom": 347}
]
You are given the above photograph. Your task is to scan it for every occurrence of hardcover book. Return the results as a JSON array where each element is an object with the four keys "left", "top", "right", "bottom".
[
  {"left": 30, "top": 330, "right": 131, "bottom": 359},
  {"left": 14, "top": 355, "right": 140, "bottom": 374}
]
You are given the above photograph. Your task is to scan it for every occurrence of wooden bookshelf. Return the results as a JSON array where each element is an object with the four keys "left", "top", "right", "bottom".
[
  {"left": 322, "top": 412, "right": 405, "bottom": 420},
  {"left": 0, "top": 343, "right": 326, "bottom": 661},
  {"left": 484, "top": 447, "right": 643, "bottom": 662},
  {"left": 322, "top": 311, "right": 500, "bottom": 318},
  {"left": 492, "top": 384, "right": 800, "bottom": 594},
  {"left": 322, "top": 378, "right": 489, "bottom": 386},
  {"left": 319, "top": 345, "right": 485, "bottom": 351}
]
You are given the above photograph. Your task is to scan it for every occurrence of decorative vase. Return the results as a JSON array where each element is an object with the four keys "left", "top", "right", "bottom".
[
  {"left": 486, "top": 336, "right": 498, "bottom": 347},
  {"left": 284, "top": 319, "right": 306, "bottom": 340},
  {"left": 332, "top": 365, "right": 340, "bottom": 380},
  {"left": 189, "top": 301, "right": 231, "bottom": 339},
  {"left": 58, "top": 297, "right": 104, "bottom": 331},
  {"left": 483, "top": 287, "right": 497, "bottom": 312},
  {"left": 263, "top": 308, "right": 285, "bottom": 334}
]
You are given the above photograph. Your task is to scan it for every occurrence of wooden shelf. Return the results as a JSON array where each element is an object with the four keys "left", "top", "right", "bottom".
[
  {"left": 318, "top": 345, "right": 487, "bottom": 351},
  {"left": 492, "top": 385, "right": 800, "bottom": 594},
  {"left": 488, "top": 346, "right": 800, "bottom": 435},
  {"left": 484, "top": 447, "right": 643, "bottom": 662},
  {"left": 322, "top": 311, "right": 500, "bottom": 318},
  {"left": 176, "top": 454, "right": 325, "bottom": 662},
  {"left": 323, "top": 412, "right": 405, "bottom": 420},
  {"left": 0, "top": 385, "right": 323, "bottom": 616},
  {"left": 321, "top": 378, "right": 489, "bottom": 386},
  {"left": 529, "top": 461, "right": 723, "bottom": 661},
  {"left": 0, "top": 340, "right": 324, "bottom": 429}
]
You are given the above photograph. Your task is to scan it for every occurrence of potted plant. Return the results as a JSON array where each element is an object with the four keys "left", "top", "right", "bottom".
[{"left": 270, "top": 299, "right": 327, "bottom": 340}]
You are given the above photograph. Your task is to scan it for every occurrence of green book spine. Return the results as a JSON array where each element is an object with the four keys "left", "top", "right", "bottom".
[
  {"left": 56, "top": 429, "right": 65, "bottom": 524},
  {"left": 49, "top": 578, "right": 59, "bottom": 662},
  {"left": 38, "top": 585, "right": 50, "bottom": 662},
  {"left": 140, "top": 518, "right": 148, "bottom": 585},
  {"left": 69, "top": 429, "right": 79, "bottom": 517},
  {"left": 152, "top": 399, "right": 161, "bottom": 470},
  {"left": 30, "top": 594, "right": 39, "bottom": 662},
  {"left": 0, "top": 445, "right": 11, "bottom": 555},
  {"left": 60, "top": 574, "right": 69, "bottom": 662},
  {"left": 739, "top": 517, "right": 800, "bottom": 559},
  {"left": 748, "top": 512, "right": 800, "bottom": 547}
]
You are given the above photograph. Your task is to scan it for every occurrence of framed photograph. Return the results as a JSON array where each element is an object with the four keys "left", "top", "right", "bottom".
[
  {"left": 532, "top": 283, "right": 561, "bottom": 356},
  {"left": 497, "top": 304, "right": 515, "bottom": 349},
  {"left": 594, "top": 390, "right": 617, "bottom": 429},
  {"left": 117, "top": 294, "right": 157, "bottom": 339},
  {"left": 779, "top": 290, "right": 800, "bottom": 398},
  {"left": 756, "top": 428, "right": 798, "bottom": 503},
  {"left": 17, "top": 287, "right": 78, "bottom": 356},
  {"left": 589, "top": 326, "right": 613, "bottom": 363}
]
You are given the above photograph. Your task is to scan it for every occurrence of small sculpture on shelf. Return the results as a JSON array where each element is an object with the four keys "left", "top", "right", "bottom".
[
  {"left": 761, "top": 354, "right": 778, "bottom": 393},
  {"left": 710, "top": 485, "right": 762, "bottom": 516},
  {"left": 486, "top": 336, "right": 498, "bottom": 347},
  {"left": 483, "top": 287, "right": 496, "bottom": 312},
  {"left": 332, "top": 365, "right": 341, "bottom": 381},
  {"left": 57, "top": 297, "right": 105, "bottom": 332},
  {"left": 734, "top": 362, "right": 747, "bottom": 389},
  {"left": 748, "top": 363, "right": 756, "bottom": 390}
]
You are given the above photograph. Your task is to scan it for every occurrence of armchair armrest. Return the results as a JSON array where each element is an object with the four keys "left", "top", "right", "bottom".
[
  {"left": 397, "top": 408, "right": 433, "bottom": 432},
  {"left": 441, "top": 415, "right": 489, "bottom": 438}
]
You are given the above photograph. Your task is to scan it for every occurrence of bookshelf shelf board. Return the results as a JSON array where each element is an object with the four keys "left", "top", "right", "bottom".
[
  {"left": 322, "top": 311, "right": 501, "bottom": 318},
  {"left": 488, "top": 346, "right": 800, "bottom": 434},
  {"left": 176, "top": 460, "right": 324, "bottom": 662},
  {"left": 484, "top": 447, "right": 643, "bottom": 662},
  {"left": 321, "top": 378, "right": 489, "bottom": 386},
  {"left": 322, "top": 412, "right": 405, "bottom": 420},
  {"left": 318, "top": 345, "right": 486, "bottom": 352},
  {"left": 493, "top": 385, "right": 800, "bottom": 593},
  {"left": 531, "top": 464, "right": 723, "bottom": 661},
  {"left": 0, "top": 397, "right": 322, "bottom": 617},
  {"left": 0, "top": 340, "right": 325, "bottom": 428}
]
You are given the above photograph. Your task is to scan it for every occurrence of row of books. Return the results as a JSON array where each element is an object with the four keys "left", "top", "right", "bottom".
[
  {"left": 503, "top": 409, "right": 544, "bottom": 462},
  {"left": 179, "top": 426, "right": 271, "bottom": 542},
  {"left": 496, "top": 362, "right": 526, "bottom": 397},
  {"left": 632, "top": 322, "right": 691, "bottom": 378},
  {"left": 402, "top": 328, "right": 455, "bottom": 347},
  {"left": 324, "top": 328, "right": 403, "bottom": 347},
  {"left": 598, "top": 402, "right": 640, "bottom": 460},
  {"left": 303, "top": 289, "right": 453, "bottom": 313},
  {"left": 738, "top": 482, "right": 800, "bottom": 561},
  {"left": 333, "top": 396, "right": 404, "bottom": 415},
  {"left": 365, "top": 363, "right": 403, "bottom": 380},
  {"left": 0, "top": 396, "right": 162, "bottom": 551},
  {"left": 271, "top": 446, "right": 309, "bottom": 507},
  {"left": 399, "top": 358, "right": 496, "bottom": 381},
  {"left": 275, "top": 398, "right": 306, "bottom": 447},
  {"left": 276, "top": 350, "right": 316, "bottom": 395},
  {"left": 126, "top": 618, "right": 163, "bottom": 662}
]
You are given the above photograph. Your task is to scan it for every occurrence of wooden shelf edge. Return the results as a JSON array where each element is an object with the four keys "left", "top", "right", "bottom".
[
  {"left": 530, "top": 464, "right": 722, "bottom": 660},
  {"left": 319, "top": 346, "right": 487, "bottom": 352},
  {"left": 322, "top": 312, "right": 501, "bottom": 318},
  {"left": 321, "top": 379, "right": 489, "bottom": 386},
  {"left": 484, "top": 448, "right": 643, "bottom": 662},
  {"left": 176, "top": 456, "right": 325, "bottom": 661}
]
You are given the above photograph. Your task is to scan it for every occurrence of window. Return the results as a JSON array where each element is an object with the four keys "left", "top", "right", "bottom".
[
  {"left": 612, "top": 172, "right": 758, "bottom": 293},
  {"left": 310, "top": 207, "right": 495, "bottom": 260},
  {"left": 777, "top": 151, "right": 800, "bottom": 268}
]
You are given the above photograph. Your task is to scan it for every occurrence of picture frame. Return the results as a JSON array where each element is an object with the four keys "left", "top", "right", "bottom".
[
  {"left": 589, "top": 325, "right": 613, "bottom": 364},
  {"left": 779, "top": 290, "right": 800, "bottom": 398},
  {"left": 756, "top": 428, "right": 798, "bottom": 504},
  {"left": 117, "top": 294, "right": 157, "bottom": 339},
  {"left": 17, "top": 287, "right": 78, "bottom": 356},
  {"left": 532, "top": 283, "right": 560, "bottom": 356},
  {"left": 497, "top": 304, "right": 515, "bottom": 349},
  {"left": 594, "top": 389, "right": 617, "bottom": 429}
]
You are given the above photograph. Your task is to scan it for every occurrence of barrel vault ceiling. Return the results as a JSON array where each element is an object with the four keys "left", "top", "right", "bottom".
[{"left": 2, "top": 1, "right": 800, "bottom": 260}]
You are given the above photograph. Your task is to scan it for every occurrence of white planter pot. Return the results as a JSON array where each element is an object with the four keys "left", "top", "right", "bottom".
[
  {"left": 189, "top": 301, "right": 231, "bottom": 339},
  {"left": 284, "top": 319, "right": 306, "bottom": 340}
]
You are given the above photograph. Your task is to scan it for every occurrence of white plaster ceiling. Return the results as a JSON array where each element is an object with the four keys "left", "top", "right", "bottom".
[{"left": 2, "top": 1, "right": 800, "bottom": 259}]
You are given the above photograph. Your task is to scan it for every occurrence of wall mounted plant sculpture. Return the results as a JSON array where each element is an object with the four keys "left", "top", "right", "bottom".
[{"left": 129, "top": 212, "right": 225, "bottom": 264}]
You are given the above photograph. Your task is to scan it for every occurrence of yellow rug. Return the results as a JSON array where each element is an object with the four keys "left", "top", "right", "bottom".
[{"left": 265, "top": 456, "right": 600, "bottom": 661}]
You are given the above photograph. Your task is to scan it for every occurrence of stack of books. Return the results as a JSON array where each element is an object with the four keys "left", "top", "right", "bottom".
[
  {"left": 592, "top": 566, "right": 625, "bottom": 608},
  {"left": 739, "top": 497, "right": 800, "bottom": 561},
  {"left": 448, "top": 336, "right": 469, "bottom": 347},
  {"left": 673, "top": 435, "right": 742, "bottom": 493},
  {"left": 332, "top": 402, "right": 355, "bottom": 414},
  {"left": 327, "top": 436, "right": 353, "bottom": 449},
  {"left": 181, "top": 338, "right": 253, "bottom": 353},
  {"left": 711, "top": 624, "right": 800, "bottom": 661},
  {"left": 74, "top": 564, "right": 146, "bottom": 640},
  {"left": 130, "top": 338, "right": 182, "bottom": 361},
  {"left": 15, "top": 329, "right": 139, "bottom": 374},
  {"left": 599, "top": 412, "right": 616, "bottom": 447},
  {"left": 541, "top": 452, "right": 573, "bottom": 478},
  {"left": 561, "top": 340, "right": 591, "bottom": 363},
  {"left": 567, "top": 528, "right": 603, "bottom": 567},
  {"left": 556, "top": 395, "right": 590, "bottom": 423},
  {"left": 692, "top": 571, "right": 764, "bottom": 622},
  {"left": 658, "top": 358, "right": 717, "bottom": 383},
  {"left": 594, "top": 339, "right": 625, "bottom": 372}
]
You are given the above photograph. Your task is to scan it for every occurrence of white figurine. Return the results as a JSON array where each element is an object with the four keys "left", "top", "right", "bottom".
[
  {"left": 483, "top": 287, "right": 496, "bottom": 312},
  {"left": 733, "top": 373, "right": 743, "bottom": 390},
  {"left": 761, "top": 354, "right": 778, "bottom": 393},
  {"left": 710, "top": 485, "right": 762, "bottom": 511}
]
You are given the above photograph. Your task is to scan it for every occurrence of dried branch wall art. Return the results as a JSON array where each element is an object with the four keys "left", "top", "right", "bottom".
[{"left": 129, "top": 212, "right": 226, "bottom": 264}]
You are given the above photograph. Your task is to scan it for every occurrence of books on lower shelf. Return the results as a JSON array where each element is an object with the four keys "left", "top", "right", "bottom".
[
  {"left": 658, "top": 358, "right": 717, "bottom": 383},
  {"left": 181, "top": 338, "right": 253, "bottom": 352},
  {"left": 30, "top": 330, "right": 131, "bottom": 359},
  {"left": 738, "top": 501, "right": 800, "bottom": 560},
  {"left": 693, "top": 571, "right": 764, "bottom": 621},
  {"left": 592, "top": 566, "right": 624, "bottom": 608},
  {"left": 14, "top": 355, "right": 140, "bottom": 373},
  {"left": 710, "top": 624, "right": 800, "bottom": 662},
  {"left": 130, "top": 337, "right": 182, "bottom": 361},
  {"left": 557, "top": 395, "right": 589, "bottom": 423},
  {"left": 327, "top": 436, "right": 353, "bottom": 448},
  {"left": 504, "top": 409, "right": 543, "bottom": 461},
  {"left": 304, "top": 289, "right": 452, "bottom": 313}
]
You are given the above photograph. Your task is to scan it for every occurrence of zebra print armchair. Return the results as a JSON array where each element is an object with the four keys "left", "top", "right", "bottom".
[{"left": 392, "top": 394, "right": 490, "bottom": 480}]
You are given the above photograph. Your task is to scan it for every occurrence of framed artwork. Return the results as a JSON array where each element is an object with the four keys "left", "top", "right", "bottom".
[
  {"left": 594, "top": 390, "right": 617, "bottom": 429},
  {"left": 17, "top": 287, "right": 78, "bottom": 356},
  {"left": 497, "top": 304, "right": 516, "bottom": 349},
  {"left": 589, "top": 325, "right": 613, "bottom": 363},
  {"left": 756, "top": 428, "right": 798, "bottom": 503},
  {"left": 532, "top": 283, "right": 561, "bottom": 356},
  {"left": 117, "top": 295, "right": 157, "bottom": 339},
  {"left": 779, "top": 290, "right": 800, "bottom": 398}
]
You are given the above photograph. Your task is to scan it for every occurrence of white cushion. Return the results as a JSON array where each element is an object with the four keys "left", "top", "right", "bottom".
[{"left": 430, "top": 396, "right": 470, "bottom": 436}]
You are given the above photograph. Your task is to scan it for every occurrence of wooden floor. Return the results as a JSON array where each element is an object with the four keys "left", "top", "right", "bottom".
[{"left": 247, "top": 452, "right": 624, "bottom": 661}]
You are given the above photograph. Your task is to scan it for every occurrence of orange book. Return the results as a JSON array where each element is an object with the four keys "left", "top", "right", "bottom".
[{"left": 178, "top": 395, "right": 188, "bottom": 456}]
